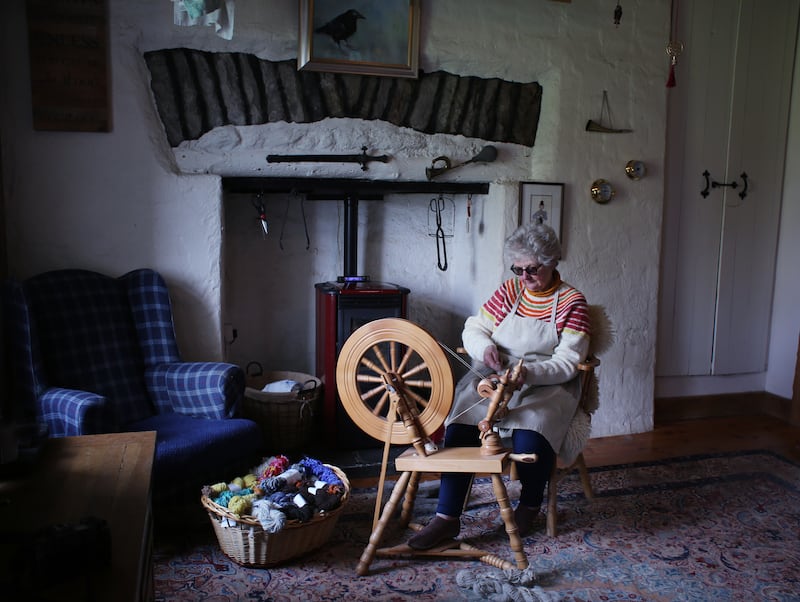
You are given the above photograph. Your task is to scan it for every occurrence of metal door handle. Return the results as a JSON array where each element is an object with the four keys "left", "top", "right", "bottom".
[{"left": 701, "top": 170, "right": 749, "bottom": 199}]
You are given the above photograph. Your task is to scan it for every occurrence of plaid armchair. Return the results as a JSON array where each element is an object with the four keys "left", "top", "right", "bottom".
[{"left": 4, "top": 268, "right": 263, "bottom": 504}]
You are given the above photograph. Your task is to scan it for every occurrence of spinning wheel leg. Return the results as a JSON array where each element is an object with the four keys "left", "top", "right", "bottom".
[
  {"left": 492, "top": 474, "right": 528, "bottom": 570},
  {"left": 399, "top": 471, "right": 420, "bottom": 527},
  {"left": 357, "top": 470, "right": 413, "bottom": 576}
]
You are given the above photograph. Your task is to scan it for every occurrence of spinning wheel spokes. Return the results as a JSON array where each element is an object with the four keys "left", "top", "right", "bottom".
[
  {"left": 401, "top": 361, "right": 430, "bottom": 380},
  {"left": 336, "top": 318, "right": 454, "bottom": 444},
  {"left": 396, "top": 345, "right": 415, "bottom": 374},
  {"left": 368, "top": 344, "right": 391, "bottom": 372}
]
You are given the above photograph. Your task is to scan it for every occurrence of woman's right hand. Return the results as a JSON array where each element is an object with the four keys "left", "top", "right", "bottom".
[{"left": 483, "top": 345, "right": 502, "bottom": 371}]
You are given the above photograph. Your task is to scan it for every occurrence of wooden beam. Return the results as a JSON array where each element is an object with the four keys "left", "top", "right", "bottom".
[{"left": 222, "top": 177, "right": 490, "bottom": 197}]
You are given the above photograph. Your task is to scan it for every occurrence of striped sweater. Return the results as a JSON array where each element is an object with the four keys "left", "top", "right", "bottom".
[{"left": 462, "top": 273, "right": 591, "bottom": 386}]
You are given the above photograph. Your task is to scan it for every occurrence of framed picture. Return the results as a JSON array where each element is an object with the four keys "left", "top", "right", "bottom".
[
  {"left": 519, "top": 181, "right": 564, "bottom": 241},
  {"left": 298, "top": 0, "right": 420, "bottom": 78}
]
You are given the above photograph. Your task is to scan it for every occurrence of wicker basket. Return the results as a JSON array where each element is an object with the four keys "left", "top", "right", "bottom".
[
  {"left": 243, "top": 363, "right": 322, "bottom": 452},
  {"left": 202, "top": 464, "right": 350, "bottom": 567}
]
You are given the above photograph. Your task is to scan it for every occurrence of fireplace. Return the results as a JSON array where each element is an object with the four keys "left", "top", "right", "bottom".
[{"left": 222, "top": 177, "right": 488, "bottom": 450}]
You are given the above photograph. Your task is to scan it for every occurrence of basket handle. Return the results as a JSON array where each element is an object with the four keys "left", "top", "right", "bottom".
[
  {"left": 246, "top": 361, "right": 263, "bottom": 377},
  {"left": 297, "top": 379, "right": 318, "bottom": 400},
  {"left": 299, "top": 399, "right": 314, "bottom": 420}
]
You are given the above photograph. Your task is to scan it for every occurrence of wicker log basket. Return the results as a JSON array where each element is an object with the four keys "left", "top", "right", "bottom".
[
  {"left": 202, "top": 464, "right": 350, "bottom": 567},
  {"left": 242, "top": 363, "right": 322, "bottom": 452}
]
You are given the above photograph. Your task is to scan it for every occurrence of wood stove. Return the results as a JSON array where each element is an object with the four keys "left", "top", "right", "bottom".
[{"left": 315, "top": 280, "right": 409, "bottom": 448}]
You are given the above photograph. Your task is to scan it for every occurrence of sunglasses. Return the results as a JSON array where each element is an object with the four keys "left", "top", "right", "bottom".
[{"left": 510, "top": 264, "right": 546, "bottom": 276}]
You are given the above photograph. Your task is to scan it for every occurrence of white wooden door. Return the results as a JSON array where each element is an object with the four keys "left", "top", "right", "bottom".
[{"left": 657, "top": 0, "right": 798, "bottom": 377}]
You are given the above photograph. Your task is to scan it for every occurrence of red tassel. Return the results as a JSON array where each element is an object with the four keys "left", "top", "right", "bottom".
[{"left": 666, "top": 63, "right": 676, "bottom": 88}]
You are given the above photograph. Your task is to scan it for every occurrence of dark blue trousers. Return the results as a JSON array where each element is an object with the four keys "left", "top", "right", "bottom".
[{"left": 436, "top": 422, "right": 556, "bottom": 517}]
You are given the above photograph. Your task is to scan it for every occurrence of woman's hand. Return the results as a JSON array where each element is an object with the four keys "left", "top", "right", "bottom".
[
  {"left": 512, "top": 364, "right": 528, "bottom": 388},
  {"left": 483, "top": 345, "right": 502, "bottom": 371}
]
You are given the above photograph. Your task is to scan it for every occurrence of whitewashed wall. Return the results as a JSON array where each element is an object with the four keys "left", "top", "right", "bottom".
[{"left": 2, "top": 0, "right": 794, "bottom": 440}]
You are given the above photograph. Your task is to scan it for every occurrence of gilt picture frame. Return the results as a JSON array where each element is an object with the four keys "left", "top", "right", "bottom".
[
  {"left": 298, "top": 0, "right": 420, "bottom": 78},
  {"left": 519, "top": 181, "right": 564, "bottom": 246}
]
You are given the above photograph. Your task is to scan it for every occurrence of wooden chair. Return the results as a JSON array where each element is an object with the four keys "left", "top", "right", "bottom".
[{"left": 544, "top": 303, "right": 613, "bottom": 536}]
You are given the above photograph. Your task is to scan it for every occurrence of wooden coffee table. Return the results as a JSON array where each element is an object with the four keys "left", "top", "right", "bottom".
[{"left": 0, "top": 431, "right": 156, "bottom": 601}]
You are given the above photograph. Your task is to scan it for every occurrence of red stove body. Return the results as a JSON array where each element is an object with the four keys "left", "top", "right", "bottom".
[{"left": 315, "top": 280, "right": 409, "bottom": 449}]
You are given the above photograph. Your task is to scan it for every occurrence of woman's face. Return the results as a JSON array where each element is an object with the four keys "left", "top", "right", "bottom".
[{"left": 511, "top": 255, "right": 555, "bottom": 292}]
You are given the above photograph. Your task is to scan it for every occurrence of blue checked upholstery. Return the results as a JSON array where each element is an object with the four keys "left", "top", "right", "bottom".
[{"left": 4, "top": 268, "right": 264, "bottom": 505}]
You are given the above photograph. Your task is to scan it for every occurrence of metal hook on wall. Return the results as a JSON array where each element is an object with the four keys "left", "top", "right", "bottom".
[{"left": 279, "top": 189, "right": 311, "bottom": 250}]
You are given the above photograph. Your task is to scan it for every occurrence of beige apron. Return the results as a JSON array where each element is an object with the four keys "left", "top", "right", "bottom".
[{"left": 446, "top": 288, "right": 580, "bottom": 452}]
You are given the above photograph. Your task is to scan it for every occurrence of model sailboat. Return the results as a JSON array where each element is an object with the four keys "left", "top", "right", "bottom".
[{"left": 586, "top": 90, "right": 632, "bottom": 133}]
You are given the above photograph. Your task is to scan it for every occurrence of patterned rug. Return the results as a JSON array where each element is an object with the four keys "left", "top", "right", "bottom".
[{"left": 153, "top": 450, "right": 800, "bottom": 601}]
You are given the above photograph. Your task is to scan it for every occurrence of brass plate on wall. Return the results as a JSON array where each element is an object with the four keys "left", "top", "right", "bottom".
[
  {"left": 625, "top": 160, "right": 647, "bottom": 180},
  {"left": 590, "top": 179, "right": 615, "bottom": 203}
]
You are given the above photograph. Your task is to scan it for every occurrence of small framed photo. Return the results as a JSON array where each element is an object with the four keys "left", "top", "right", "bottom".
[
  {"left": 298, "top": 0, "right": 421, "bottom": 79},
  {"left": 519, "top": 181, "right": 564, "bottom": 241}
]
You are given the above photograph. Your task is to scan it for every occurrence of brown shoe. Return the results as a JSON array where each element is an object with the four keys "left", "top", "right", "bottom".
[
  {"left": 513, "top": 503, "right": 540, "bottom": 536},
  {"left": 408, "top": 516, "right": 460, "bottom": 550}
]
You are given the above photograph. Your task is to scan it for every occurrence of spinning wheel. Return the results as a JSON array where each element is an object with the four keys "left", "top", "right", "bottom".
[
  {"left": 336, "top": 318, "right": 454, "bottom": 445},
  {"left": 336, "top": 318, "right": 529, "bottom": 576}
]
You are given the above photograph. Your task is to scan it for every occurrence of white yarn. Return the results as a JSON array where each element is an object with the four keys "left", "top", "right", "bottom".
[
  {"left": 456, "top": 568, "right": 556, "bottom": 602},
  {"left": 254, "top": 500, "right": 287, "bottom": 533}
]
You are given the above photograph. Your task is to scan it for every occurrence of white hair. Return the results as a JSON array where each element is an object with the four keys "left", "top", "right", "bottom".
[{"left": 503, "top": 222, "right": 562, "bottom": 267}]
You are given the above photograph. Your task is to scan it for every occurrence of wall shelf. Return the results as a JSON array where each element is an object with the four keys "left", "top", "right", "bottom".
[{"left": 222, "top": 177, "right": 490, "bottom": 198}]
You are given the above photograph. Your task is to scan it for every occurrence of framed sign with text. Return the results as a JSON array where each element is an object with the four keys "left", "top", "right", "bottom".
[{"left": 26, "top": 0, "right": 111, "bottom": 132}]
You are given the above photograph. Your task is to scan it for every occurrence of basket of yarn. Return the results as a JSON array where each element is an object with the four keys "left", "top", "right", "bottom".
[
  {"left": 201, "top": 455, "right": 350, "bottom": 567},
  {"left": 242, "top": 362, "right": 322, "bottom": 453}
]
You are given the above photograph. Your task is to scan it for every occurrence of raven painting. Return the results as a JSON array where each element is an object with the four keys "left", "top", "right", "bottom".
[{"left": 315, "top": 9, "right": 365, "bottom": 49}]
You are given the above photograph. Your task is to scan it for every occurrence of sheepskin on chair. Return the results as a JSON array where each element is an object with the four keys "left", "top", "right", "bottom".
[{"left": 558, "top": 304, "right": 615, "bottom": 465}]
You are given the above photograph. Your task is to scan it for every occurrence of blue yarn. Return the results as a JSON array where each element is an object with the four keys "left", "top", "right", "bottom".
[
  {"left": 299, "top": 457, "right": 342, "bottom": 486},
  {"left": 267, "top": 491, "right": 294, "bottom": 507},
  {"left": 259, "top": 476, "right": 285, "bottom": 495}
]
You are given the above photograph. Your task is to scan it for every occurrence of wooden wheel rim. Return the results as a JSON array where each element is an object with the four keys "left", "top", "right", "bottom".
[{"left": 336, "top": 318, "right": 454, "bottom": 444}]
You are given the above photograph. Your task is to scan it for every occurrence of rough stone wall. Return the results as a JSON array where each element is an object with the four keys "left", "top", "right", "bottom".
[{"left": 144, "top": 49, "right": 542, "bottom": 148}]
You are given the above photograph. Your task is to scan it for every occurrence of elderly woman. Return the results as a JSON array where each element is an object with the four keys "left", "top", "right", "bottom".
[{"left": 408, "top": 222, "right": 591, "bottom": 550}]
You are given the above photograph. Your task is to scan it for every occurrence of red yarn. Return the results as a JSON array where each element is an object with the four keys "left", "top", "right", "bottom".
[{"left": 263, "top": 454, "right": 290, "bottom": 477}]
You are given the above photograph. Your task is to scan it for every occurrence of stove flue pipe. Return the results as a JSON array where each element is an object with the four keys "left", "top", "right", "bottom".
[{"left": 342, "top": 192, "right": 359, "bottom": 280}]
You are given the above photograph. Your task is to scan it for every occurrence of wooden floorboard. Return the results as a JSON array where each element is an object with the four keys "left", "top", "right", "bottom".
[{"left": 583, "top": 414, "right": 800, "bottom": 467}]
